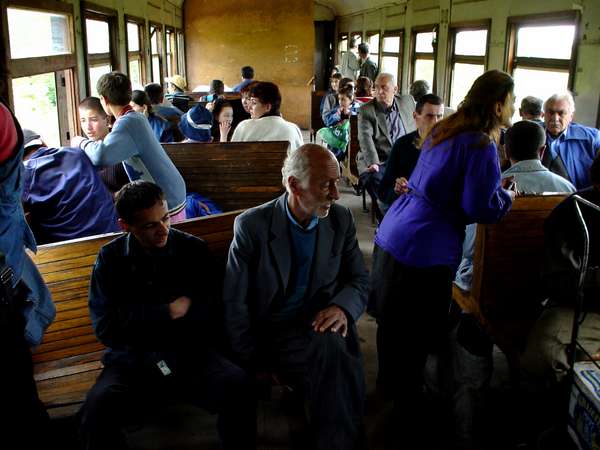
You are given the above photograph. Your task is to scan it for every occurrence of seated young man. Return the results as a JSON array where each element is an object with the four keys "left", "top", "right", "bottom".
[
  {"left": 79, "top": 181, "right": 255, "bottom": 450},
  {"left": 21, "top": 129, "right": 119, "bottom": 244},
  {"left": 79, "top": 96, "right": 129, "bottom": 193},
  {"left": 72, "top": 72, "right": 188, "bottom": 222},
  {"left": 455, "top": 120, "right": 576, "bottom": 291}
]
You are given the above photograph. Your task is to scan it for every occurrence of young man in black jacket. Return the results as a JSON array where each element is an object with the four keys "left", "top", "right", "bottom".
[{"left": 79, "top": 181, "right": 255, "bottom": 450}]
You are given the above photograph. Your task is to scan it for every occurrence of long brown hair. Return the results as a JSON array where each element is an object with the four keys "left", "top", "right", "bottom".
[{"left": 429, "top": 70, "right": 514, "bottom": 147}]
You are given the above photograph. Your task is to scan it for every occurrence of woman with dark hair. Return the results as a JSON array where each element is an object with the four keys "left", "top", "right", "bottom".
[
  {"left": 369, "top": 70, "right": 515, "bottom": 443},
  {"left": 211, "top": 99, "right": 234, "bottom": 142},
  {"left": 240, "top": 80, "right": 259, "bottom": 115},
  {"left": 232, "top": 81, "right": 303, "bottom": 151},
  {"left": 201, "top": 79, "right": 225, "bottom": 102},
  {"left": 130, "top": 90, "right": 174, "bottom": 143},
  {"left": 355, "top": 76, "right": 373, "bottom": 103}
]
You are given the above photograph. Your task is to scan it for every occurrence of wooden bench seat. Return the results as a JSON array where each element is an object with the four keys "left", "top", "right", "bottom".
[
  {"left": 162, "top": 140, "right": 288, "bottom": 211},
  {"left": 452, "top": 195, "right": 567, "bottom": 374},
  {"left": 31, "top": 211, "right": 242, "bottom": 417}
]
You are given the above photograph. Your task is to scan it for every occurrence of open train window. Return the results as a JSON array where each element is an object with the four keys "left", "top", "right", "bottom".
[
  {"left": 366, "top": 31, "right": 380, "bottom": 68},
  {"left": 447, "top": 23, "right": 489, "bottom": 109},
  {"left": 165, "top": 27, "right": 177, "bottom": 78},
  {"left": 381, "top": 31, "right": 403, "bottom": 88},
  {"left": 4, "top": 1, "right": 79, "bottom": 147},
  {"left": 337, "top": 33, "right": 348, "bottom": 65},
  {"left": 150, "top": 23, "right": 163, "bottom": 86},
  {"left": 410, "top": 26, "right": 437, "bottom": 92},
  {"left": 82, "top": 4, "right": 119, "bottom": 97},
  {"left": 126, "top": 17, "right": 146, "bottom": 90},
  {"left": 506, "top": 12, "right": 578, "bottom": 122},
  {"left": 176, "top": 30, "right": 186, "bottom": 78}
]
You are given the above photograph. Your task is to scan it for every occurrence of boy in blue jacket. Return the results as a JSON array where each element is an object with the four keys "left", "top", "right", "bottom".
[{"left": 72, "top": 72, "right": 188, "bottom": 222}]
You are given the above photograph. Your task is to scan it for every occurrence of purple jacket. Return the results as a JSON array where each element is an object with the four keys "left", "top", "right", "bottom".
[{"left": 375, "top": 131, "right": 512, "bottom": 269}]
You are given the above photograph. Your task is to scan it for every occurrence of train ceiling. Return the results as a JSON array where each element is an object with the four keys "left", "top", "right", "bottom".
[{"left": 316, "top": 0, "right": 407, "bottom": 16}]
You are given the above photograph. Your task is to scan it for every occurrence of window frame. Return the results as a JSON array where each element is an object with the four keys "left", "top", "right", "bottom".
[
  {"left": 366, "top": 30, "right": 381, "bottom": 68},
  {"left": 381, "top": 29, "right": 404, "bottom": 89},
  {"left": 446, "top": 20, "right": 490, "bottom": 108},
  {"left": 410, "top": 24, "right": 438, "bottom": 91},
  {"left": 505, "top": 11, "right": 579, "bottom": 92},
  {"left": 337, "top": 32, "right": 348, "bottom": 65},
  {"left": 124, "top": 15, "right": 147, "bottom": 88},
  {"left": 149, "top": 22, "right": 164, "bottom": 87},
  {"left": 165, "top": 25, "right": 177, "bottom": 78},
  {"left": 81, "top": 2, "right": 120, "bottom": 96},
  {"left": 176, "top": 29, "right": 185, "bottom": 79},
  {"left": 2, "top": 0, "right": 80, "bottom": 145}
]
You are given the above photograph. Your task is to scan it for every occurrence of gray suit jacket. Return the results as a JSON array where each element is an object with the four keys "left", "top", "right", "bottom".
[
  {"left": 357, "top": 95, "right": 416, "bottom": 174},
  {"left": 223, "top": 194, "right": 369, "bottom": 364}
]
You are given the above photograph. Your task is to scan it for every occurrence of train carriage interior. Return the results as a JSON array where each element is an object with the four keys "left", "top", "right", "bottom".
[{"left": 1, "top": 0, "right": 600, "bottom": 449}]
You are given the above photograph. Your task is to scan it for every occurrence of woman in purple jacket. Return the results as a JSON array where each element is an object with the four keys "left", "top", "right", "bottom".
[{"left": 370, "top": 70, "right": 515, "bottom": 443}]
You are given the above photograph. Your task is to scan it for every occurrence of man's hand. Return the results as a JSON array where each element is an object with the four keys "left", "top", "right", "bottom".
[
  {"left": 168, "top": 296, "right": 191, "bottom": 319},
  {"left": 312, "top": 305, "right": 348, "bottom": 337},
  {"left": 70, "top": 135, "right": 86, "bottom": 148},
  {"left": 394, "top": 177, "right": 409, "bottom": 195},
  {"left": 366, "top": 164, "right": 379, "bottom": 173}
]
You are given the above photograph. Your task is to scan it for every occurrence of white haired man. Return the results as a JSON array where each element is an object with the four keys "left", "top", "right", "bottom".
[
  {"left": 223, "top": 144, "right": 369, "bottom": 450},
  {"left": 541, "top": 92, "right": 600, "bottom": 189}
]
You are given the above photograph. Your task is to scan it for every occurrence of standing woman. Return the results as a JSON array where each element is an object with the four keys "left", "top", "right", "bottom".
[{"left": 370, "top": 70, "right": 515, "bottom": 441}]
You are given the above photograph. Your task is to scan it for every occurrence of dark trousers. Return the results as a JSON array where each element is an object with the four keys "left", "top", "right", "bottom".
[
  {"left": 370, "top": 245, "right": 452, "bottom": 409},
  {"left": 79, "top": 350, "right": 256, "bottom": 450},
  {"left": 257, "top": 323, "right": 366, "bottom": 450},
  {"left": 0, "top": 303, "right": 50, "bottom": 447}
]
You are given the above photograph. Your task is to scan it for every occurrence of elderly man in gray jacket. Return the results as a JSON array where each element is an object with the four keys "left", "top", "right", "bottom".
[
  {"left": 357, "top": 73, "right": 416, "bottom": 210},
  {"left": 223, "top": 144, "right": 369, "bottom": 450}
]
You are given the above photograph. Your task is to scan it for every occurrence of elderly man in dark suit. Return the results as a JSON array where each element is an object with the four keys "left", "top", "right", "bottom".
[
  {"left": 357, "top": 73, "right": 416, "bottom": 211},
  {"left": 223, "top": 144, "right": 369, "bottom": 450}
]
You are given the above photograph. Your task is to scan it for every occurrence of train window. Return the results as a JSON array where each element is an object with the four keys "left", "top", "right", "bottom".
[
  {"left": 507, "top": 14, "right": 578, "bottom": 121},
  {"left": 177, "top": 30, "right": 186, "bottom": 78},
  {"left": 165, "top": 27, "right": 177, "bottom": 77},
  {"left": 5, "top": 2, "right": 78, "bottom": 147},
  {"left": 337, "top": 33, "right": 348, "bottom": 67},
  {"left": 366, "top": 32, "right": 380, "bottom": 67},
  {"left": 381, "top": 31, "right": 403, "bottom": 87},
  {"left": 411, "top": 27, "right": 437, "bottom": 90},
  {"left": 84, "top": 7, "right": 119, "bottom": 97},
  {"left": 126, "top": 18, "right": 146, "bottom": 90},
  {"left": 7, "top": 8, "right": 71, "bottom": 59},
  {"left": 12, "top": 73, "right": 60, "bottom": 146},
  {"left": 448, "top": 26, "right": 489, "bottom": 109},
  {"left": 150, "top": 23, "right": 163, "bottom": 85}
]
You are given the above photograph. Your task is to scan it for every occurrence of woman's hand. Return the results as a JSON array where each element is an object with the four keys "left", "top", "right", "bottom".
[{"left": 219, "top": 120, "right": 232, "bottom": 142}]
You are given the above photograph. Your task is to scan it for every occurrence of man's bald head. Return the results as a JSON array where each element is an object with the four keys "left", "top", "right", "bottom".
[
  {"left": 374, "top": 73, "right": 398, "bottom": 108},
  {"left": 282, "top": 144, "right": 337, "bottom": 190}
]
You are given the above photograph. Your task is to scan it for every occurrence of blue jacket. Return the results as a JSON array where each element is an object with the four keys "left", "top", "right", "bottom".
[
  {"left": 0, "top": 102, "right": 54, "bottom": 345},
  {"left": 375, "top": 131, "right": 512, "bottom": 269},
  {"left": 80, "top": 111, "right": 187, "bottom": 215},
  {"left": 22, "top": 146, "right": 120, "bottom": 244},
  {"left": 544, "top": 122, "right": 600, "bottom": 189},
  {"left": 89, "top": 229, "right": 216, "bottom": 368}
]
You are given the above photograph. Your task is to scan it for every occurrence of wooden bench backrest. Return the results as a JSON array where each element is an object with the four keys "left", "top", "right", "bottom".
[
  {"left": 31, "top": 211, "right": 241, "bottom": 410},
  {"left": 162, "top": 141, "right": 288, "bottom": 211},
  {"left": 454, "top": 195, "right": 567, "bottom": 328}
]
